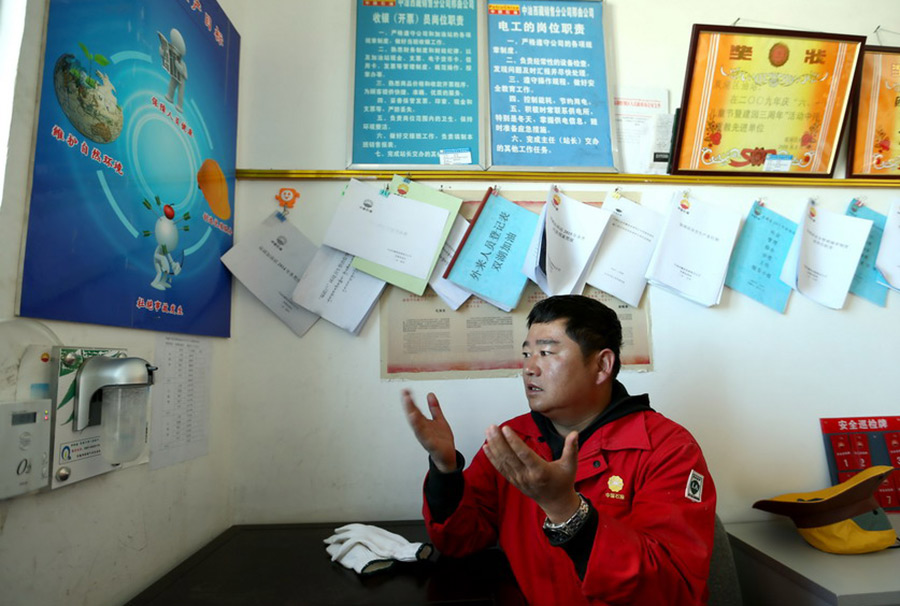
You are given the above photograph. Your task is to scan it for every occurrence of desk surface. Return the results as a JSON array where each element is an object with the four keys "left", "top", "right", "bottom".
[
  {"left": 126, "top": 521, "right": 525, "bottom": 606},
  {"left": 726, "top": 514, "right": 900, "bottom": 606}
]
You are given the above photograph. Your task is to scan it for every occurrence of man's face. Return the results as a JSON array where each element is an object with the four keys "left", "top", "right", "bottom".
[{"left": 521, "top": 318, "right": 606, "bottom": 430}]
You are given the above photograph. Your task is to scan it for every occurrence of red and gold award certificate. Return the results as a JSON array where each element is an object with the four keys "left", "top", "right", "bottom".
[
  {"left": 849, "top": 47, "right": 900, "bottom": 177},
  {"left": 674, "top": 26, "right": 864, "bottom": 177}
]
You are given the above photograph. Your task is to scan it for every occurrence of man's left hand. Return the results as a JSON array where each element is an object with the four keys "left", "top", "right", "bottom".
[{"left": 482, "top": 425, "right": 581, "bottom": 523}]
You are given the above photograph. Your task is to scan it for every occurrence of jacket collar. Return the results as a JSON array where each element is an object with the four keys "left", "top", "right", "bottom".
[{"left": 510, "top": 380, "right": 653, "bottom": 459}]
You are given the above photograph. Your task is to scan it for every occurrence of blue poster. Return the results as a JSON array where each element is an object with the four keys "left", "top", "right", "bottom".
[
  {"left": 352, "top": 0, "right": 480, "bottom": 166},
  {"left": 487, "top": 0, "right": 613, "bottom": 168},
  {"left": 20, "top": 0, "right": 239, "bottom": 337}
]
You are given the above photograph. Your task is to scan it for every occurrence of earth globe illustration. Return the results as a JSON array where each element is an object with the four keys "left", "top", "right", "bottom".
[{"left": 53, "top": 52, "right": 123, "bottom": 144}]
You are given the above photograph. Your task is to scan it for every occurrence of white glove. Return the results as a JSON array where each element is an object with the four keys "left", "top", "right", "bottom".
[
  {"left": 323, "top": 524, "right": 433, "bottom": 575},
  {"left": 324, "top": 540, "right": 395, "bottom": 575}
]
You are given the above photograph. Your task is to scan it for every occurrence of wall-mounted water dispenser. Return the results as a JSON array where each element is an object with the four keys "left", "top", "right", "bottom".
[
  {"left": 49, "top": 347, "right": 155, "bottom": 488},
  {"left": 1, "top": 317, "right": 157, "bottom": 499},
  {"left": 74, "top": 354, "right": 156, "bottom": 464}
]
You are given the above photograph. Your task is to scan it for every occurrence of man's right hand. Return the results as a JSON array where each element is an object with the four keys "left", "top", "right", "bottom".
[{"left": 401, "top": 390, "right": 458, "bottom": 473}]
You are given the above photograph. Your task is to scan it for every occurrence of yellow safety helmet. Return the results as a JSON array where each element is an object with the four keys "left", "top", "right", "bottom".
[{"left": 753, "top": 466, "right": 899, "bottom": 554}]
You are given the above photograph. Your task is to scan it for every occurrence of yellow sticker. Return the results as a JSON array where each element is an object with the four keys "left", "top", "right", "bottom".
[{"left": 608, "top": 475, "right": 624, "bottom": 493}]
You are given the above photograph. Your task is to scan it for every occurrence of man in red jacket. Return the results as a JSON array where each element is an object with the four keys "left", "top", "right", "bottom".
[{"left": 402, "top": 295, "right": 716, "bottom": 605}]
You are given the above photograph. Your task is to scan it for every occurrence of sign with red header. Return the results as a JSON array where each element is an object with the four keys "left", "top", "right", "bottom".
[
  {"left": 821, "top": 416, "right": 900, "bottom": 511},
  {"left": 488, "top": 4, "right": 521, "bottom": 15}
]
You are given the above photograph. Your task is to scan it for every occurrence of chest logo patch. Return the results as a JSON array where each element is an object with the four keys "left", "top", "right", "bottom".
[
  {"left": 607, "top": 475, "right": 624, "bottom": 493},
  {"left": 685, "top": 469, "right": 704, "bottom": 503}
]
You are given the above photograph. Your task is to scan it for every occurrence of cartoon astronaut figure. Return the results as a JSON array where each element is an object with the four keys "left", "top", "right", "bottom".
[
  {"left": 158, "top": 27, "right": 187, "bottom": 113},
  {"left": 151, "top": 204, "right": 183, "bottom": 290}
]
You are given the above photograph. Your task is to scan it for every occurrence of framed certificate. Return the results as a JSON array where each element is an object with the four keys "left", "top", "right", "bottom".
[
  {"left": 847, "top": 46, "right": 900, "bottom": 178},
  {"left": 671, "top": 25, "right": 865, "bottom": 178}
]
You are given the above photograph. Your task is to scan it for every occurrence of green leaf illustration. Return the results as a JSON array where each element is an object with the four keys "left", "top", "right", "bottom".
[{"left": 57, "top": 381, "right": 76, "bottom": 409}]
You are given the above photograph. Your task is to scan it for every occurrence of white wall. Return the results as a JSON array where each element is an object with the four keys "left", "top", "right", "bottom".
[
  {"left": 0, "top": 0, "right": 28, "bottom": 203},
  {"left": 0, "top": 1, "right": 244, "bottom": 605},
  {"left": 230, "top": 0, "right": 900, "bottom": 526},
  {"left": 230, "top": 178, "right": 900, "bottom": 526},
  {"left": 1, "top": 0, "right": 899, "bottom": 604}
]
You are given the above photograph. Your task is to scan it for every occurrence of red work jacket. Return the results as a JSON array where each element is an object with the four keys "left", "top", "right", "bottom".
[{"left": 423, "top": 410, "right": 716, "bottom": 606}]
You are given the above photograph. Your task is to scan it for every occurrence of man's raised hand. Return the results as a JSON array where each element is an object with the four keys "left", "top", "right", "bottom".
[
  {"left": 401, "top": 390, "right": 458, "bottom": 473},
  {"left": 483, "top": 425, "right": 581, "bottom": 523}
]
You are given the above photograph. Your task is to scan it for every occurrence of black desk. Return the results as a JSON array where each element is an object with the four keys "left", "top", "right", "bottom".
[{"left": 126, "top": 521, "right": 525, "bottom": 606}]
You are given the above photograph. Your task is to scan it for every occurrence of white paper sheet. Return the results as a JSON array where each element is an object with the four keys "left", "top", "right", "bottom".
[
  {"left": 542, "top": 186, "right": 611, "bottom": 295},
  {"left": 645, "top": 193, "right": 742, "bottom": 307},
  {"left": 523, "top": 201, "right": 551, "bottom": 293},
  {"left": 353, "top": 176, "right": 462, "bottom": 295},
  {"left": 149, "top": 335, "right": 210, "bottom": 470},
  {"left": 613, "top": 87, "right": 668, "bottom": 174},
  {"left": 220, "top": 212, "right": 320, "bottom": 337},
  {"left": 648, "top": 114, "right": 675, "bottom": 174},
  {"left": 875, "top": 200, "right": 900, "bottom": 291},
  {"left": 292, "top": 246, "right": 386, "bottom": 335},
  {"left": 781, "top": 201, "right": 873, "bottom": 309},
  {"left": 586, "top": 193, "right": 664, "bottom": 307},
  {"left": 323, "top": 179, "right": 449, "bottom": 280},
  {"left": 428, "top": 214, "right": 473, "bottom": 310}
]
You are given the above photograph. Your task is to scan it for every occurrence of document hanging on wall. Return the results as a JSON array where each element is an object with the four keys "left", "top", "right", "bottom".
[
  {"left": 846, "top": 46, "right": 900, "bottom": 178},
  {"left": 876, "top": 200, "right": 900, "bottom": 292},
  {"left": 724, "top": 200, "right": 796, "bottom": 314},
  {"left": 380, "top": 188, "right": 652, "bottom": 380},
  {"left": 845, "top": 199, "right": 888, "bottom": 307},
  {"left": 671, "top": 25, "right": 865, "bottom": 178},
  {"left": 349, "top": 0, "right": 481, "bottom": 169},
  {"left": 486, "top": 0, "right": 616, "bottom": 171},
  {"left": 779, "top": 201, "right": 872, "bottom": 309}
]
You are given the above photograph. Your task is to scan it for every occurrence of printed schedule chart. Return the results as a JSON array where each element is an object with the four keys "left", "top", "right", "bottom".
[{"left": 150, "top": 335, "right": 211, "bottom": 470}]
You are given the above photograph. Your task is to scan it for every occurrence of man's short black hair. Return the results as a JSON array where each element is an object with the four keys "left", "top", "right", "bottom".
[{"left": 527, "top": 295, "right": 623, "bottom": 377}]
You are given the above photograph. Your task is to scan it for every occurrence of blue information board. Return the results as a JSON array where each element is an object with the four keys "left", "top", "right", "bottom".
[
  {"left": 487, "top": 0, "right": 614, "bottom": 169},
  {"left": 352, "top": 0, "right": 480, "bottom": 167}
]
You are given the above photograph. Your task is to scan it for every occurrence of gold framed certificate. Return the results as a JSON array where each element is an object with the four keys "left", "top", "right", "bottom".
[
  {"left": 672, "top": 25, "right": 865, "bottom": 178},
  {"left": 847, "top": 46, "right": 900, "bottom": 178}
]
